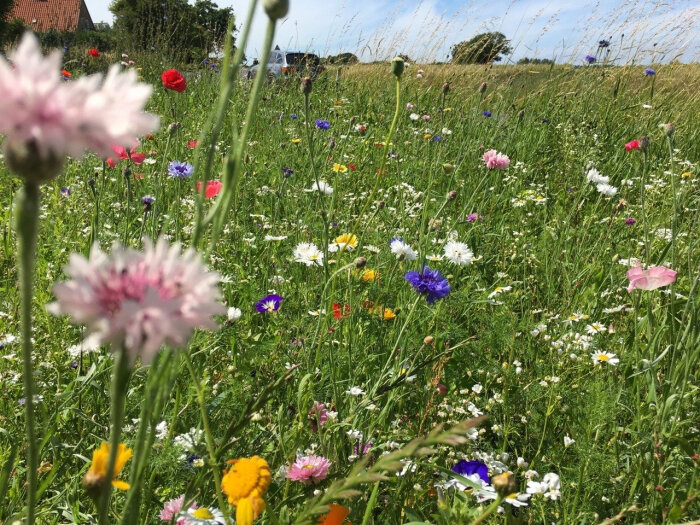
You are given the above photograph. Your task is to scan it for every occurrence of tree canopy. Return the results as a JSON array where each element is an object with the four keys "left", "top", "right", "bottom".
[
  {"left": 109, "top": 0, "right": 233, "bottom": 60},
  {"left": 451, "top": 32, "right": 512, "bottom": 64}
]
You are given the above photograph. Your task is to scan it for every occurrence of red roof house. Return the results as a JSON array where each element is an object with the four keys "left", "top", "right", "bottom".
[{"left": 10, "top": 0, "right": 95, "bottom": 33}]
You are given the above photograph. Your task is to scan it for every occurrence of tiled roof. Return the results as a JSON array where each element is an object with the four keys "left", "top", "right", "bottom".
[{"left": 9, "top": 0, "right": 93, "bottom": 33}]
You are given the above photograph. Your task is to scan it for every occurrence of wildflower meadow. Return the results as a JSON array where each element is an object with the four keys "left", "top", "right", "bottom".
[{"left": 0, "top": 1, "right": 698, "bottom": 524}]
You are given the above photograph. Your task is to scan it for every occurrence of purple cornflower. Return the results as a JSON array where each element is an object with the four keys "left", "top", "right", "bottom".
[
  {"left": 432, "top": 135, "right": 441, "bottom": 142},
  {"left": 168, "top": 160, "right": 194, "bottom": 178},
  {"left": 466, "top": 212, "right": 482, "bottom": 223},
  {"left": 256, "top": 294, "right": 283, "bottom": 313},
  {"left": 282, "top": 166, "right": 294, "bottom": 178},
  {"left": 61, "top": 187, "right": 71, "bottom": 197},
  {"left": 141, "top": 194, "right": 155, "bottom": 211},
  {"left": 290, "top": 113, "right": 298, "bottom": 119},
  {"left": 644, "top": 68, "right": 655, "bottom": 76},
  {"left": 625, "top": 217, "right": 636, "bottom": 225},
  {"left": 404, "top": 265, "right": 450, "bottom": 304},
  {"left": 452, "top": 459, "right": 489, "bottom": 483},
  {"left": 315, "top": 119, "right": 331, "bottom": 130},
  {"left": 598, "top": 39, "right": 611, "bottom": 48},
  {"left": 585, "top": 55, "right": 596, "bottom": 64},
  {"left": 482, "top": 110, "right": 492, "bottom": 118}
]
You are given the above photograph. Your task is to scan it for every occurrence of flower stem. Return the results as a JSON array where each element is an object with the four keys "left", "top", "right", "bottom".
[
  {"left": 184, "top": 353, "right": 229, "bottom": 523},
  {"left": 470, "top": 496, "right": 503, "bottom": 525},
  {"left": 17, "top": 180, "right": 40, "bottom": 525},
  {"left": 98, "top": 347, "right": 132, "bottom": 525}
]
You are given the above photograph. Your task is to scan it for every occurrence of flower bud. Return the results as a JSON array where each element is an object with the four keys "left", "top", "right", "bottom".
[
  {"left": 168, "top": 121, "right": 181, "bottom": 135},
  {"left": 492, "top": 472, "right": 517, "bottom": 497},
  {"left": 442, "top": 163, "right": 454, "bottom": 174},
  {"left": 517, "top": 109, "right": 525, "bottom": 120},
  {"left": 263, "top": 0, "right": 289, "bottom": 20},
  {"left": 354, "top": 257, "right": 367, "bottom": 269},
  {"left": 442, "top": 82, "right": 450, "bottom": 95},
  {"left": 447, "top": 190, "right": 458, "bottom": 200},
  {"left": 423, "top": 335, "right": 434, "bottom": 345},
  {"left": 659, "top": 123, "right": 675, "bottom": 137},
  {"left": 639, "top": 136, "right": 650, "bottom": 151},
  {"left": 391, "top": 57, "right": 404, "bottom": 78},
  {"left": 479, "top": 82, "right": 487, "bottom": 94},
  {"left": 300, "top": 77, "right": 313, "bottom": 95}
]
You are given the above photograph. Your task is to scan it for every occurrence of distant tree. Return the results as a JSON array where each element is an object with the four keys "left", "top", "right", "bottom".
[
  {"left": 517, "top": 57, "right": 554, "bottom": 65},
  {"left": 0, "top": 0, "right": 15, "bottom": 46},
  {"left": 109, "top": 0, "right": 234, "bottom": 60},
  {"left": 451, "top": 32, "right": 512, "bottom": 64},
  {"left": 327, "top": 52, "right": 358, "bottom": 65}
]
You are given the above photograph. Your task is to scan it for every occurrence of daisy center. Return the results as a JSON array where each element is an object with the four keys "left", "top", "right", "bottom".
[
  {"left": 596, "top": 354, "right": 610, "bottom": 361},
  {"left": 193, "top": 507, "right": 214, "bottom": 519}
]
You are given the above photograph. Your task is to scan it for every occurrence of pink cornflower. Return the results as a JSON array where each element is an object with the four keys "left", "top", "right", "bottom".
[
  {"left": 308, "top": 401, "right": 328, "bottom": 432},
  {"left": 626, "top": 266, "right": 677, "bottom": 293},
  {"left": 482, "top": 149, "right": 510, "bottom": 169},
  {"left": 625, "top": 140, "right": 640, "bottom": 152},
  {"left": 0, "top": 32, "right": 158, "bottom": 182},
  {"left": 160, "top": 495, "right": 196, "bottom": 524},
  {"left": 286, "top": 455, "right": 331, "bottom": 484},
  {"left": 48, "top": 238, "right": 225, "bottom": 363}
]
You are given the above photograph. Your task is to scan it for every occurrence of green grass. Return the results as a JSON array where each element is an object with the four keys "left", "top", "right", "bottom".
[{"left": 0, "top": 55, "right": 698, "bottom": 524}]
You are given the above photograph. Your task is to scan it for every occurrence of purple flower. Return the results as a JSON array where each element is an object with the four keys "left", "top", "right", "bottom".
[
  {"left": 404, "top": 265, "right": 450, "bottom": 304},
  {"left": 168, "top": 160, "right": 194, "bottom": 178},
  {"left": 282, "top": 166, "right": 294, "bottom": 178},
  {"left": 315, "top": 119, "right": 331, "bottom": 130},
  {"left": 466, "top": 212, "right": 482, "bottom": 223},
  {"left": 141, "top": 194, "right": 155, "bottom": 211},
  {"left": 644, "top": 68, "right": 655, "bottom": 76},
  {"left": 61, "top": 187, "right": 71, "bottom": 197},
  {"left": 256, "top": 294, "right": 283, "bottom": 313},
  {"left": 598, "top": 40, "right": 611, "bottom": 48},
  {"left": 625, "top": 217, "right": 636, "bottom": 225},
  {"left": 452, "top": 459, "right": 489, "bottom": 483},
  {"left": 432, "top": 135, "right": 441, "bottom": 142},
  {"left": 585, "top": 55, "right": 596, "bottom": 64},
  {"left": 482, "top": 110, "right": 492, "bottom": 118},
  {"left": 290, "top": 113, "right": 298, "bottom": 119}
]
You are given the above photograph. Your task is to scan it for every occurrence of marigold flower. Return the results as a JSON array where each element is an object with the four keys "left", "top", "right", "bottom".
[
  {"left": 221, "top": 456, "right": 271, "bottom": 525},
  {"left": 48, "top": 238, "right": 225, "bottom": 363},
  {"left": 317, "top": 504, "right": 350, "bottom": 525},
  {"left": 83, "top": 442, "right": 132, "bottom": 492}
]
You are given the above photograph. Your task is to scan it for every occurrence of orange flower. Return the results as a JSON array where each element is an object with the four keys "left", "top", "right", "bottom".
[{"left": 318, "top": 504, "right": 350, "bottom": 525}]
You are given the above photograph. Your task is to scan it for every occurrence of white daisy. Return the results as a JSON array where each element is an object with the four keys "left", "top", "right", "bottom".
[
  {"left": 293, "top": 242, "right": 324, "bottom": 267},
  {"left": 179, "top": 506, "right": 226, "bottom": 525},
  {"left": 591, "top": 351, "right": 619, "bottom": 365}
]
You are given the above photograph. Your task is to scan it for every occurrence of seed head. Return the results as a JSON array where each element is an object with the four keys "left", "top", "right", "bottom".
[
  {"left": 479, "top": 82, "right": 487, "bottom": 94},
  {"left": 263, "top": 0, "right": 289, "bottom": 20},
  {"left": 391, "top": 57, "right": 405, "bottom": 78},
  {"left": 300, "top": 77, "right": 313, "bottom": 95}
]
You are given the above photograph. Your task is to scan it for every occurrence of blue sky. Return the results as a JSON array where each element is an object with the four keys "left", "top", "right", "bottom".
[{"left": 84, "top": 0, "right": 699, "bottom": 63}]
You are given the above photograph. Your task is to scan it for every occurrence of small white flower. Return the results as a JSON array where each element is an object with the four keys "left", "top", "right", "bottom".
[
  {"left": 293, "top": 242, "right": 324, "bottom": 267},
  {"left": 345, "top": 386, "right": 365, "bottom": 396},
  {"left": 591, "top": 351, "right": 619, "bottom": 365},
  {"left": 564, "top": 435, "right": 575, "bottom": 448},
  {"left": 227, "top": 307, "right": 242, "bottom": 322},
  {"left": 307, "top": 180, "right": 333, "bottom": 194},
  {"left": 390, "top": 238, "right": 417, "bottom": 261},
  {"left": 596, "top": 183, "right": 618, "bottom": 197},
  {"left": 443, "top": 241, "right": 473, "bottom": 266},
  {"left": 586, "top": 168, "right": 609, "bottom": 185},
  {"left": 472, "top": 383, "right": 483, "bottom": 394}
]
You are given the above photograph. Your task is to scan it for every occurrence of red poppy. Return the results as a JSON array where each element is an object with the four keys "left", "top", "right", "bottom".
[
  {"left": 625, "top": 139, "right": 640, "bottom": 151},
  {"left": 88, "top": 48, "right": 99, "bottom": 58},
  {"left": 61, "top": 69, "right": 71, "bottom": 77},
  {"left": 106, "top": 144, "right": 146, "bottom": 167},
  {"left": 347, "top": 163, "right": 357, "bottom": 171},
  {"left": 186, "top": 139, "right": 200, "bottom": 149},
  {"left": 161, "top": 69, "right": 187, "bottom": 92},
  {"left": 332, "top": 303, "right": 351, "bottom": 319},
  {"left": 196, "top": 179, "right": 223, "bottom": 198}
]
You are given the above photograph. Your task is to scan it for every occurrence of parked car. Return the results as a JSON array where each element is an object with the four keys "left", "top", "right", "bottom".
[{"left": 246, "top": 49, "right": 325, "bottom": 80}]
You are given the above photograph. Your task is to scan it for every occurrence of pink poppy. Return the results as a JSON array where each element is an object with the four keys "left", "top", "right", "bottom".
[
  {"left": 196, "top": 179, "right": 223, "bottom": 198},
  {"left": 626, "top": 266, "right": 677, "bottom": 293}
]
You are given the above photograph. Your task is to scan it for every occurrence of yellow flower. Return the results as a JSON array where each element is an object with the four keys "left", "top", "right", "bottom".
[
  {"left": 361, "top": 269, "right": 378, "bottom": 282},
  {"left": 423, "top": 133, "right": 432, "bottom": 140},
  {"left": 380, "top": 307, "right": 396, "bottom": 320},
  {"left": 681, "top": 171, "right": 692, "bottom": 179},
  {"left": 221, "top": 456, "right": 271, "bottom": 525},
  {"left": 291, "top": 138, "right": 302, "bottom": 144},
  {"left": 333, "top": 100, "right": 343, "bottom": 106},
  {"left": 333, "top": 233, "right": 357, "bottom": 250},
  {"left": 332, "top": 163, "right": 348, "bottom": 173},
  {"left": 83, "top": 442, "right": 132, "bottom": 492}
]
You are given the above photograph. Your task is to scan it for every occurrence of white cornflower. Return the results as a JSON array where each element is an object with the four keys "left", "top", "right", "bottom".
[
  {"left": 293, "top": 242, "right": 324, "bottom": 267},
  {"left": 226, "top": 307, "right": 242, "bottom": 322},
  {"left": 586, "top": 168, "right": 609, "bottom": 185},
  {"left": 443, "top": 241, "right": 473, "bottom": 266},
  {"left": 596, "top": 183, "right": 618, "bottom": 197},
  {"left": 307, "top": 180, "right": 333, "bottom": 194},
  {"left": 390, "top": 238, "right": 417, "bottom": 261},
  {"left": 345, "top": 386, "right": 365, "bottom": 396}
]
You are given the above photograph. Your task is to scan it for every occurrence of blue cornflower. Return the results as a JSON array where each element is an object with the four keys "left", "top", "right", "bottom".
[
  {"left": 598, "top": 39, "right": 610, "bottom": 48},
  {"left": 256, "top": 294, "right": 284, "bottom": 313},
  {"left": 203, "top": 59, "right": 210, "bottom": 65},
  {"left": 404, "top": 265, "right": 450, "bottom": 304},
  {"left": 452, "top": 460, "right": 490, "bottom": 483},
  {"left": 290, "top": 113, "right": 298, "bottom": 119},
  {"left": 61, "top": 187, "right": 71, "bottom": 197},
  {"left": 141, "top": 195, "right": 155, "bottom": 211},
  {"left": 315, "top": 119, "right": 331, "bottom": 130},
  {"left": 482, "top": 110, "right": 491, "bottom": 118},
  {"left": 433, "top": 135, "right": 441, "bottom": 142},
  {"left": 168, "top": 160, "right": 194, "bottom": 178},
  {"left": 282, "top": 166, "right": 294, "bottom": 178},
  {"left": 644, "top": 68, "right": 655, "bottom": 76},
  {"left": 585, "top": 55, "right": 596, "bottom": 64}
]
